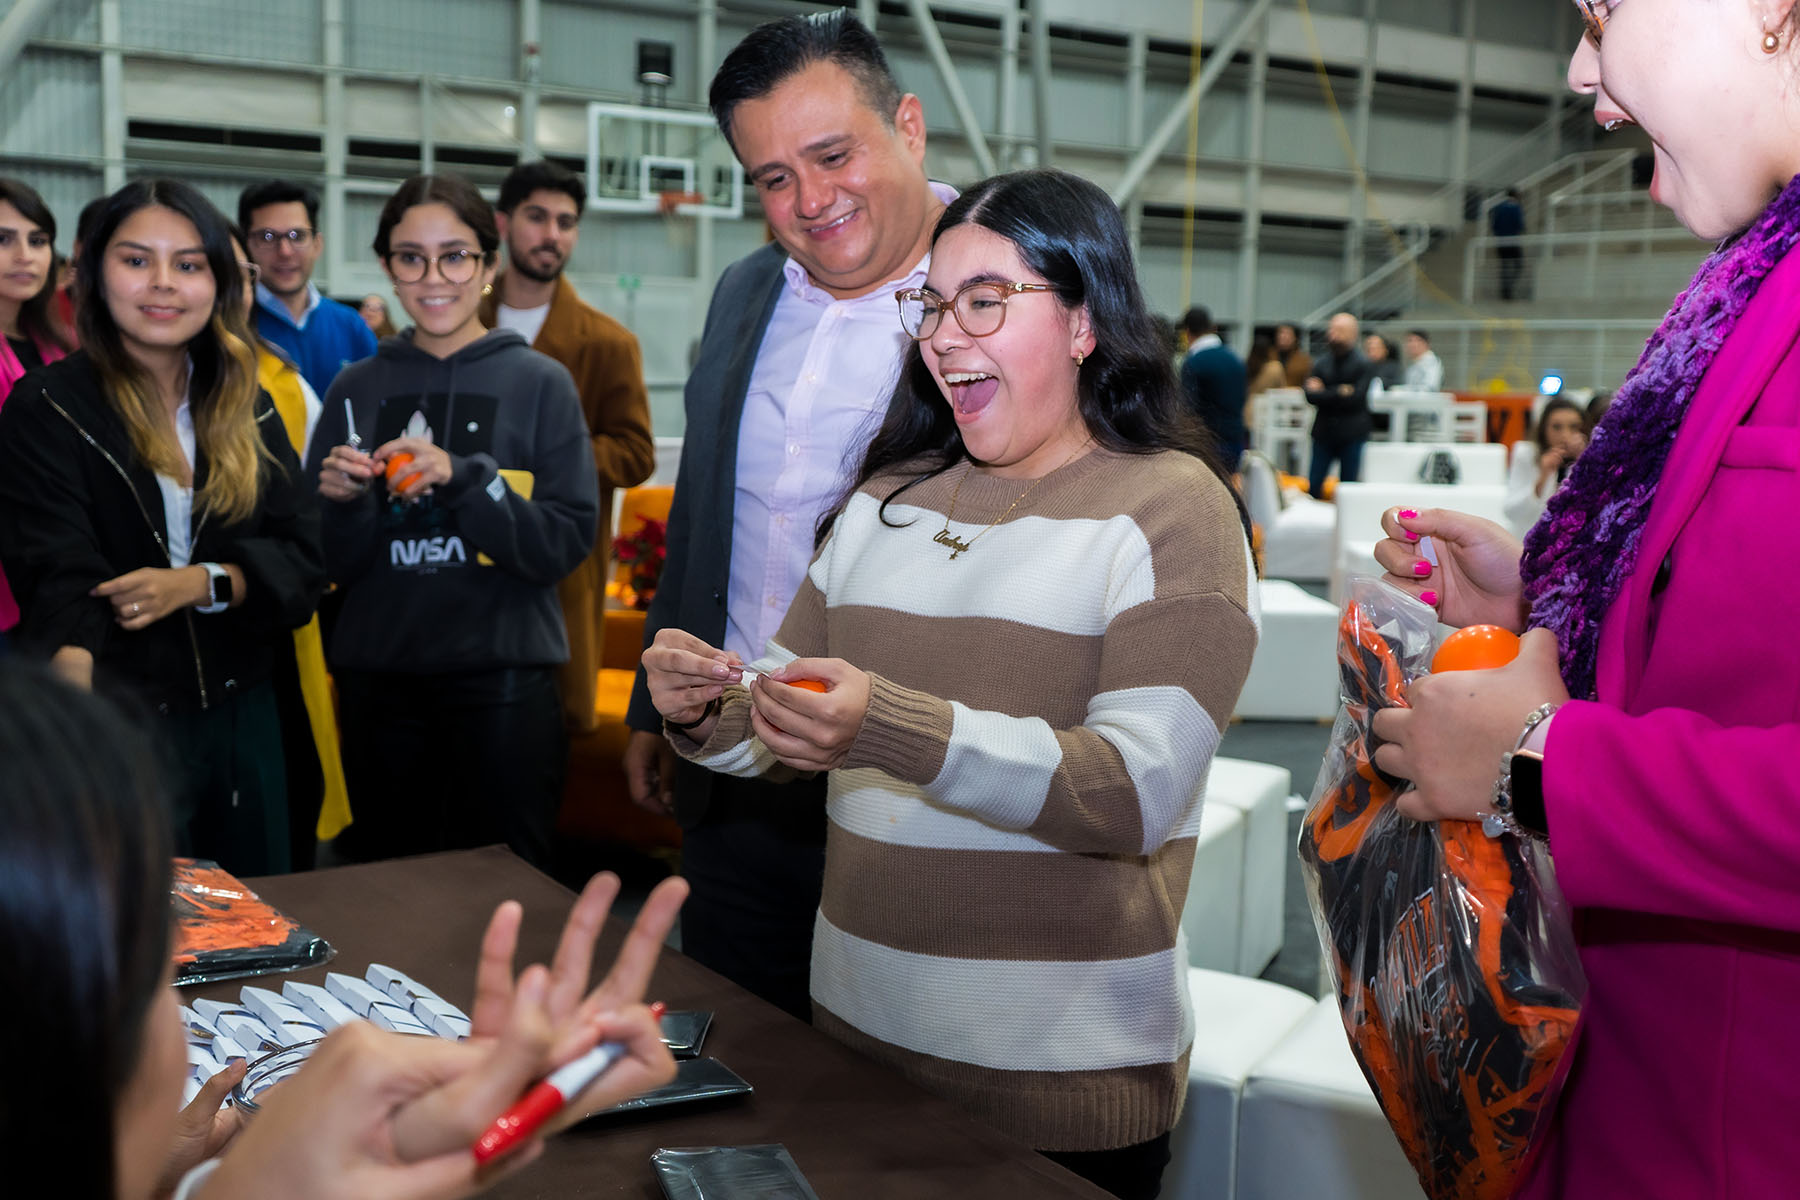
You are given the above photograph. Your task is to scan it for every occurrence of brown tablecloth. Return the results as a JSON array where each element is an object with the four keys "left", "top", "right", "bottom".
[{"left": 204, "top": 847, "right": 1109, "bottom": 1199}]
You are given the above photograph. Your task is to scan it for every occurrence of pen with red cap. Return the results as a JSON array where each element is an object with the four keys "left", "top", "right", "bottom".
[{"left": 471, "top": 1001, "right": 665, "bottom": 1164}]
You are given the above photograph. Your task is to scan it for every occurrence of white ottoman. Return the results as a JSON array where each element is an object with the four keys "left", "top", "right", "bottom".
[
  {"left": 1236, "top": 997, "right": 1427, "bottom": 1200},
  {"left": 1181, "top": 801, "right": 1246, "bottom": 974},
  {"left": 1203, "top": 758, "right": 1293, "bottom": 977},
  {"left": 1165, "top": 969, "right": 1316, "bottom": 1200},
  {"left": 1237, "top": 580, "right": 1340, "bottom": 721}
]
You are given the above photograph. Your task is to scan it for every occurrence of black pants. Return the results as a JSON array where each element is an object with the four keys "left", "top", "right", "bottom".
[
  {"left": 1498, "top": 244, "right": 1525, "bottom": 300},
  {"left": 333, "top": 666, "right": 565, "bottom": 868},
  {"left": 1309, "top": 432, "right": 1366, "bottom": 497},
  {"left": 677, "top": 772, "right": 828, "bottom": 1021},
  {"left": 1043, "top": 1132, "right": 1172, "bottom": 1200},
  {"left": 163, "top": 681, "right": 291, "bottom": 877}
]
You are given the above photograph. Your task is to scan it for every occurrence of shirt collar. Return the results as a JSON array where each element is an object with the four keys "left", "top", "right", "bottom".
[
  {"left": 255, "top": 280, "right": 323, "bottom": 326},
  {"left": 1188, "top": 333, "right": 1223, "bottom": 354},
  {"left": 781, "top": 180, "right": 959, "bottom": 304}
]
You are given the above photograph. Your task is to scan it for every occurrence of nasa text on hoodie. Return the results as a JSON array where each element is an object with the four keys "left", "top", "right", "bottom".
[{"left": 305, "top": 328, "right": 600, "bottom": 672}]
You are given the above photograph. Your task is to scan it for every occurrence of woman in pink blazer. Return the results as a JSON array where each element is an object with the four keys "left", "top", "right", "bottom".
[{"left": 1364, "top": 4, "right": 1800, "bottom": 1196}]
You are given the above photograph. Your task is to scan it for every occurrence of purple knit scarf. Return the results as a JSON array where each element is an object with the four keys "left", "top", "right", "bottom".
[{"left": 1521, "top": 175, "right": 1800, "bottom": 699}]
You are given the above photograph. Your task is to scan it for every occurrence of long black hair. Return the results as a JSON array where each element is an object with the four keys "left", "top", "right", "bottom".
[
  {"left": 0, "top": 178, "right": 73, "bottom": 354},
  {"left": 0, "top": 662, "right": 175, "bottom": 1196},
  {"left": 827, "top": 167, "right": 1249, "bottom": 544}
]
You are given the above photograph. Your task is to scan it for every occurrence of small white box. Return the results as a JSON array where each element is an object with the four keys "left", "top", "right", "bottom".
[
  {"left": 368, "top": 963, "right": 446, "bottom": 1008},
  {"left": 216, "top": 1014, "right": 283, "bottom": 1057},
  {"left": 409, "top": 993, "right": 470, "bottom": 1032},
  {"left": 239, "top": 986, "right": 314, "bottom": 1031},
  {"left": 368, "top": 1003, "right": 433, "bottom": 1035},
  {"left": 186, "top": 1043, "right": 223, "bottom": 1073},
  {"left": 325, "top": 972, "right": 392, "bottom": 1017},
  {"left": 283, "top": 981, "right": 359, "bottom": 1030},
  {"left": 181, "top": 1009, "right": 248, "bottom": 1064},
  {"left": 192, "top": 998, "right": 256, "bottom": 1028},
  {"left": 419, "top": 1011, "right": 472, "bottom": 1040},
  {"left": 271, "top": 1022, "right": 326, "bottom": 1047}
]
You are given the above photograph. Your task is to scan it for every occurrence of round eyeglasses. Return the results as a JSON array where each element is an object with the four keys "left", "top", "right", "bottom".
[
  {"left": 896, "top": 281, "right": 1057, "bottom": 341},
  {"left": 386, "top": 249, "right": 481, "bottom": 285},
  {"left": 1574, "top": 0, "right": 1616, "bottom": 46}
]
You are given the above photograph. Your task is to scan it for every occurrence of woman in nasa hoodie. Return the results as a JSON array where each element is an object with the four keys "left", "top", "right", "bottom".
[{"left": 305, "top": 174, "right": 597, "bottom": 867}]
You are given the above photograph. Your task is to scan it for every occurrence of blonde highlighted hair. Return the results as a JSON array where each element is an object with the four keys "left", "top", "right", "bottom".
[{"left": 76, "top": 179, "right": 276, "bottom": 525}]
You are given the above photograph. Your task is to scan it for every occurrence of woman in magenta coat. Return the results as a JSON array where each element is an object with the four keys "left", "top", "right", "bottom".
[{"left": 1365, "top": 3, "right": 1800, "bottom": 1196}]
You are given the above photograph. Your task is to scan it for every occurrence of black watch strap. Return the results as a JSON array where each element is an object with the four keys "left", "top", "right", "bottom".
[{"left": 1508, "top": 749, "right": 1549, "bottom": 838}]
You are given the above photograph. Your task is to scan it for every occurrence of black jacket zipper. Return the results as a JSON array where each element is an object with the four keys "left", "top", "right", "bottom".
[{"left": 43, "top": 389, "right": 212, "bottom": 710}]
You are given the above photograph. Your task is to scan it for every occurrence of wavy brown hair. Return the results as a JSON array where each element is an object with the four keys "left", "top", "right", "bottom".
[{"left": 77, "top": 179, "right": 272, "bottom": 524}]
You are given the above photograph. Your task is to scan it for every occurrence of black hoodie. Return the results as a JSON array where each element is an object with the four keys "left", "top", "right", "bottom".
[{"left": 306, "top": 329, "right": 598, "bottom": 673}]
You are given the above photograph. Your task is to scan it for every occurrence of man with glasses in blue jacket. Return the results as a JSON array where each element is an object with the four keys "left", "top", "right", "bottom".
[{"left": 239, "top": 179, "right": 377, "bottom": 395}]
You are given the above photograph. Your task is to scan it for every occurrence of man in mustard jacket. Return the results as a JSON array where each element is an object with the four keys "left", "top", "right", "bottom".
[{"left": 480, "top": 161, "right": 656, "bottom": 733}]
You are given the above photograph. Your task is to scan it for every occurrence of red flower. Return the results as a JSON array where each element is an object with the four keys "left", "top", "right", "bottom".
[{"left": 612, "top": 515, "right": 668, "bottom": 611}]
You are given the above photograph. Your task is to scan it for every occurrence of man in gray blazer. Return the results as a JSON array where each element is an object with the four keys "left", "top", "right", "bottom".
[{"left": 623, "top": 10, "right": 950, "bottom": 1019}]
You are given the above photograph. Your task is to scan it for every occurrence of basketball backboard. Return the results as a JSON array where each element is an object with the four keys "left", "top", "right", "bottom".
[{"left": 585, "top": 102, "right": 744, "bottom": 218}]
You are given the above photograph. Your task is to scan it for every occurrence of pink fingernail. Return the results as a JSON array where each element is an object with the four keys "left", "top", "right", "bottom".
[
  {"left": 1404, "top": 531, "right": 1419, "bottom": 542},
  {"left": 1398, "top": 509, "right": 1419, "bottom": 520},
  {"left": 1420, "top": 590, "right": 1439, "bottom": 606},
  {"left": 1413, "top": 561, "right": 1432, "bottom": 578}
]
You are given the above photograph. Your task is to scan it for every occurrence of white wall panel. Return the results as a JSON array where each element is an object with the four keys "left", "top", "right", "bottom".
[
  {"left": 40, "top": 0, "right": 101, "bottom": 42},
  {"left": 0, "top": 51, "right": 101, "bottom": 159},
  {"left": 124, "top": 61, "right": 323, "bottom": 130},
  {"left": 120, "top": 0, "right": 321, "bottom": 64},
  {"left": 1377, "top": 0, "right": 1455, "bottom": 36},
  {"left": 541, "top": 3, "right": 697, "bottom": 96},
  {"left": 346, "top": 0, "right": 512, "bottom": 81},
  {"left": 1137, "top": 243, "right": 1241, "bottom": 325}
]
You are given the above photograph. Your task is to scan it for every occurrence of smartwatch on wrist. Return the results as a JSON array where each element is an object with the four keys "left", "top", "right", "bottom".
[
  {"left": 1507, "top": 749, "right": 1549, "bottom": 838},
  {"left": 196, "top": 562, "right": 231, "bottom": 614}
]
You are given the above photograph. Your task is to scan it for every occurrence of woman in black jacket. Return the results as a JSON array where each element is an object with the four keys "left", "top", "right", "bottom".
[{"left": 0, "top": 179, "right": 323, "bottom": 874}]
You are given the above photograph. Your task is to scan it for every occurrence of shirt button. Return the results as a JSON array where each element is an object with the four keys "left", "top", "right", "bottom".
[
  {"left": 787, "top": 444, "right": 800, "bottom": 456},
  {"left": 767, "top": 595, "right": 780, "bottom": 608}
]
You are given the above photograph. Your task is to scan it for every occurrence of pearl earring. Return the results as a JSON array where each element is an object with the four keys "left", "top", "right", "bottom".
[{"left": 1764, "top": 30, "right": 1781, "bottom": 53}]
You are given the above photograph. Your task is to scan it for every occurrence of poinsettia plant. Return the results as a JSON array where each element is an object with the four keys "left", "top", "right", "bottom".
[{"left": 612, "top": 515, "right": 667, "bottom": 610}]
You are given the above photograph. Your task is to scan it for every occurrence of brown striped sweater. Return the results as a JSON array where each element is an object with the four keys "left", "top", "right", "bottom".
[{"left": 674, "top": 446, "right": 1259, "bottom": 1151}]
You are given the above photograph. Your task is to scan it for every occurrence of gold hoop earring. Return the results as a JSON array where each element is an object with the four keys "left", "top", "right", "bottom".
[
  {"left": 1765, "top": 30, "right": 1782, "bottom": 53},
  {"left": 481, "top": 282, "right": 494, "bottom": 296},
  {"left": 1073, "top": 350, "right": 1085, "bottom": 366}
]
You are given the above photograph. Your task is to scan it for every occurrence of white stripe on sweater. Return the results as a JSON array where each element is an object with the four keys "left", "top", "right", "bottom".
[
  {"left": 811, "top": 911, "right": 1196, "bottom": 1073},
  {"left": 1086, "top": 685, "right": 1220, "bottom": 854},
  {"left": 815, "top": 495, "right": 1157, "bottom": 637}
]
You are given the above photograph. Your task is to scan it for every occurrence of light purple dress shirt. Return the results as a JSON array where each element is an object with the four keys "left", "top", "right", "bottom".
[{"left": 725, "top": 182, "right": 955, "bottom": 664}]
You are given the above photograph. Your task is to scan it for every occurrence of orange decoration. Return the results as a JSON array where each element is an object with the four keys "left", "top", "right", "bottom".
[
  {"left": 1431, "top": 625, "right": 1521, "bottom": 674},
  {"left": 385, "top": 452, "right": 422, "bottom": 493},
  {"left": 785, "top": 678, "right": 828, "bottom": 693}
]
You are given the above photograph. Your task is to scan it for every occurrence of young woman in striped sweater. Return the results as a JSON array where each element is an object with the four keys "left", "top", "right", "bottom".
[{"left": 645, "top": 168, "right": 1257, "bottom": 1200}]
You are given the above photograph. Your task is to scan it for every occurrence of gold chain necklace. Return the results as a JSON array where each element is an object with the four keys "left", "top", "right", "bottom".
[{"left": 932, "top": 441, "right": 1090, "bottom": 560}]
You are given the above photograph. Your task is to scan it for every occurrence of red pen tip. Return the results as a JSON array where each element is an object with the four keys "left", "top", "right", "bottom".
[{"left": 650, "top": 1001, "right": 666, "bottom": 1020}]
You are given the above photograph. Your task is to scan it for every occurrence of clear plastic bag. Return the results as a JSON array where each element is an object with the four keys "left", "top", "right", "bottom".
[
  {"left": 1297, "top": 577, "right": 1586, "bottom": 1200},
  {"left": 651, "top": 1144, "right": 820, "bottom": 1200}
]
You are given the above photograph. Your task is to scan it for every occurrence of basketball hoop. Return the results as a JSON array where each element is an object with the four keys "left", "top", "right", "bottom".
[{"left": 656, "top": 190, "right": 705, "bottom": 216}]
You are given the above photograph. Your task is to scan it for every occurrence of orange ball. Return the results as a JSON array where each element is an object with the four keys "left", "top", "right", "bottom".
[
  {"left": 1431, "top": 624, "right": 1522, "bottom": 673},
  {"left": 385, "top": 452, "right": 422, "bottom": 492}
]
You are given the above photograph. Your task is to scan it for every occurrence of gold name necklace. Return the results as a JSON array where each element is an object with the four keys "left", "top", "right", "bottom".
[{"left": 933, "top": 440, "right": 1090, "bottom": 560}]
